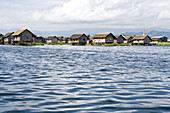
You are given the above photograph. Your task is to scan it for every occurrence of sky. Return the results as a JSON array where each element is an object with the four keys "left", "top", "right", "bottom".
[{"left": 1, "top": 0, "right": 170, "bottom": 35}]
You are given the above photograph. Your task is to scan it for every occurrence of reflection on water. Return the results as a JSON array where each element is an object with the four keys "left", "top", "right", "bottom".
[{"left": 0, "top": 45, "right": 170, "bottom": 113}]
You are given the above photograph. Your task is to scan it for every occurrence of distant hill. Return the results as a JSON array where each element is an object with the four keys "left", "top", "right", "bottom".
[{"left": 124, "top": 31, "right": 170, "bottom": 38}]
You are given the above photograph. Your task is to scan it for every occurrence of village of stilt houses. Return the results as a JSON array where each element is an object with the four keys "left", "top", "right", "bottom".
[{"left": 0, "top": 29, "right": 169, "bottom": 46}]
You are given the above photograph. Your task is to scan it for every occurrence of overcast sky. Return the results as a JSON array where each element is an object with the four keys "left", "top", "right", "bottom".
[{"left": 1, "top": 0, "right": 170, "bottom": 34}]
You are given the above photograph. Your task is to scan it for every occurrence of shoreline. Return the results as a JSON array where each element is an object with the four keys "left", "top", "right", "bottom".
[{"left": 0, "top": 43, "right": 170, "bottom": 47}]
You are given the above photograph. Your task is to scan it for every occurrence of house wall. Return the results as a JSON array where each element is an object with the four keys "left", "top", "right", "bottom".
[
  {"left": 4, "top": 36, "right": 13, "bottom": 44},
  {"left": 20, "top": 30, "right": 33, "bottom": 43},
  {"left": 151, "top": 41, "right": 158, "bottom": 44},
  {"left": 52, "top": 38, "right": 58, "bottom": 43},
  {"left": 13, "top": 36, "right": 20, "bottom": 42},
  {"left": 106, "top": 35, "right": 114, "bottom": 44},
  {"left": 34, "top": 37, "right": 44, "bottom": 43},
  {"left": 4, "top": 37, "right": 9, "bottom": 43},
  {"left": 79, "top": 35, "right": 87, "bottom": 45},
  {"left": 70, "top": 39, "right": 78, "bottom": 44},
  {"left": 133, "top": 40, "right": 144, "bottom": 44},
  {"left": 117, "top": 36, "right": 124, "bottom": 44},
  {"left": 46, "top": 40, "right": 52, "bottom": 43},
  {"left": 46, "top": 38, "right": 58, "bottom": 43},
  {"left": 114, "top": 40, "right": 117, "bottom": 43},
  {"left": 144, "top": 37, "right": 151, "bottom": 44},
  {"left": 0, "top": 34, "right": 3, "bottom": 38},
  {"left": 151, "top": 39, "right": 163, "bottom": 44},
  {"left": 162, "top": 37, "right": 168, "bottom": 42},
  {"left": 93, "top": 39, "right": 105, "bottom": 43},
  {"left": 127, "top": 37, "right": 132, "bottom": 43},
  {"left": 124, "top": 40, "right": 128, "bottom": 43},
  {"left": 158, "top": 39, "right": 163, "bottom": 42}
]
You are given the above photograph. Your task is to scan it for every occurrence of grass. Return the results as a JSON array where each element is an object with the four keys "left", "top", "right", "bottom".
[
  {"left": 104, "top": 43, "right": 132, "bottom": 46},
  {"left": 156, "top": 42, "right": 170, "bottom": 46},
  {"left": 16, "top": 41, "right": 45, "bottom": 46},
  {"left": 86, "top": 44, "right": 92, "bottom": 46},
  {"left": 31, "top": 42, "right": 45, "bottom": 46},
  {"left": 16, "top": 41, "right": 30, "bottom": 46},
  {"left": 47, "top": 42, "right": 71, "bottom": 45}
]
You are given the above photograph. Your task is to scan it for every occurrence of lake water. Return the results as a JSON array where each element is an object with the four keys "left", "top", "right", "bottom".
[{"left": 0, "top": 45, "right": 170, "bottom": 113}]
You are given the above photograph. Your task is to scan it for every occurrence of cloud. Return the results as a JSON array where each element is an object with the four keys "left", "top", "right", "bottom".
[
  {"left": 33, "top": 0, "right": 129, "bottom": 23},
  {"left": 1, "top": 0, "right": 170, "bottom": 32},
  {"left": 31, "top": 0, "right": 170, "bottom": 29},
  {"left": 158, "top": 10, "right": 170, "bottom": 20}
]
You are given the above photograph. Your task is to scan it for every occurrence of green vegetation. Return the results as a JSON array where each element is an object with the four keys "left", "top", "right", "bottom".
[
  {"left": 156, "top": 42, "right": 170, "bottom": 46},
  {"left": 16, "top": 41, "right": 45, "bottom": 46},
  {"left": 31, "top": 42, "right": 45, "bottom": 46},
  {"left": 15, "top": 42, "right": 72, "bottom": 46},
  {"left": 86, "top": 44, "right": 92, "bottom": 46},
  {"left": 47, "top": 42, "right": 71, "bottom": 45},
  {"left": 104, "top": 43, "right": 132, "bottom": 46},
  {"left": 16, "top": 41, "right": 30, "bottom": 46}
]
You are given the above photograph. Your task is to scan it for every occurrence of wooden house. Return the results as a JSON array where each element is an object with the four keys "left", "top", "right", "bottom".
[
  {"left": 33, "top": 35, "right": 45, "bottom": 43},
  {"left": 92, "top": 33, "right": 116, "bottom": 45},
  {"left": 115, "top": 35, "right": 126, "bottom": 44},
  {"left": 69, "top": 34, "right": 87, "bottom": 45},
  {"left": 0, "top": 33, "right": 3, "bottom": 38},
  {"left": 0, "top": 33, "right": 3, "bottom": 44},
  {"left": 46, "top": 36, "right": 58, "bottom": 43},
  {"left": 161, "top": 36, "right": 168, "bottom": 42},
  {"left": 152, "top": 36, "right": 168, "bottom": 43},
  {"left": 57, "top": 36, "right": 64, "bottom": 42},
  {"left": 12, "top": 29, "right": 36, "bottom": 44},
  {"left": 88, "top": 36, "right": 94, "bottom": 44},
  {"left": 57, "top": 36, "right": 69, "bottom": 43},
  {"left": 132, "top": 35, "right": 152, "bottom": 45},
  {"left": 3, "top": 32, "right": 14, "bottom": 44},
  {"left": 62, "top": 37, "right": 69, "bottom": 43},
  {"left": 151, "top": 38, "right": 163, "bottom": 44},
  {"left": 124, "top": 36, "right": 133, "bottom": 43}
]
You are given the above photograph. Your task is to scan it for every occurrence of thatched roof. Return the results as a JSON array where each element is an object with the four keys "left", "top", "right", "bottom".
[
  {"left": 57, "top": 36, "right": 64, "bottom": 39},
  {"left": 93, "top": 33, "right": 116, "bottom": 39},
  {"left": 123, "top": 36, "right": 132, "bottom": 40},
  {"left": 3, "top": 32, "right": 14, "bottom": 38},
  {"left": 89, "top": 36, "right": 94, "bottom": 40},
  {"left": 70, "top": 34, "right": 86, "bottom": 39},
  {"left": 115, "top": 35, "right": 126, "bottom": 40},
  {"left": 46, "top": 36, "right": 58, "bottom": 40},
  {"left": 152, "top": 36, "right": 167, "bottom": 38},
  {"left": 133, "top": 35, "right": 150, "bottom": 40},
  {"left": 63, "top": 37, "right": 69, "bottom": 40},
  {"left": 152, "top": 38, "right": 163, "bottom": 41},
  {"left": 12, "top": 29, "right": 36, "bottom": 36},
  {"left": 114, "top": 35, "right": 121, "bottom": 38}
]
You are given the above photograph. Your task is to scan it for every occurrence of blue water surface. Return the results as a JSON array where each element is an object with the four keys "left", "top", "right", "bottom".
[{"left": 0, "top": 45, "right": 170, "bottom": 113}]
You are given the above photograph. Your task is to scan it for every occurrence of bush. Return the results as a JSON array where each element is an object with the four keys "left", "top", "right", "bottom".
[
  {"left": 48, "top": 43, "right": 71, "bottom": 45},
  {"left": 119, "top": 43, "right": 132, "bottom": 46},
  {"left": 16, "top": 41, "right": 30, "bottom": 46},
  {"left": 105, "top": 43, "right": 118, "bottom": 46},
  {"left": 156, "top": 42, "right": 170, "bottom": 46},
  {"left": 86, "top": 44, "right": 92, "bottom": 46},
  {"left": 104, "top": 43, "right": 131, "bottom": 46},
  {"left": 16, "top": 42, "right": 45, "bottom": 46},
  {"left": 32, "top": 42, "right": 45, "bottom": 46}
]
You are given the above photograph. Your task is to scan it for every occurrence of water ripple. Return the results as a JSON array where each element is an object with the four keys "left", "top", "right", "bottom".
[{"left": 0, "top": 45, "right": 170, "bottom": 113}]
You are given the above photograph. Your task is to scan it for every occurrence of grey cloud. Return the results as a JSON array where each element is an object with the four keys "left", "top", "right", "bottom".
[{"left": 0, "top": 0, "right": 170, "bottom": 32}]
